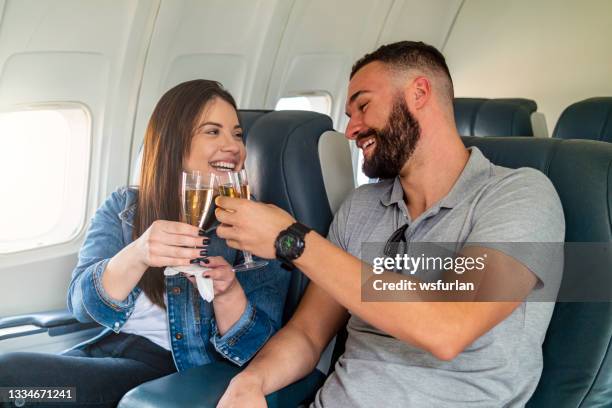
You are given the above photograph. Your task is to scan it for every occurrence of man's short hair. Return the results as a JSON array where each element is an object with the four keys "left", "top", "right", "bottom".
[{"left": 351, "top": 41, "right": 454, "bottom": 102}]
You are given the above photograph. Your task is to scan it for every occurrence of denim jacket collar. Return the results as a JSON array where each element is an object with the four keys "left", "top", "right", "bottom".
[{"left": 117, "top": 186, "right": 138, "bottom": 228}]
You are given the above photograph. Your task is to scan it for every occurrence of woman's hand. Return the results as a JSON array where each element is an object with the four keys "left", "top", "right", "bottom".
[
  {"left": 104, "top": 220, "right": 205, "bottom": 302},
  {"left": 132, "top": 220, "right": 207, "bottom": 268},
  {"left": 186, "top": 256, "right": 248, "bottom": 335},
  {"left": 185, "top": 256, "right": 239, "bottom": 298}
]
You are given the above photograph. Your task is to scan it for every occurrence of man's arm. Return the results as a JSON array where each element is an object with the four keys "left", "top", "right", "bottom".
[
  {"left": 217, "top": 282, "right": 349, "bottom": 407},
  {"left": 215, "top": 197, "right": 540, "bottom": 361},
  {"left": 294, "top": 234, "right": 536, "bottom": 360}
]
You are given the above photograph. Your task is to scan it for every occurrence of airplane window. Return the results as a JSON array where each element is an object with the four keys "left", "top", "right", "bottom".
[
  {"left": 355, "top": 150, "right": 373, "bottom": 186},
  {"left": 0, "top": 106, "right": 90, "bottom": 254},
  {"left": 275, "top": 92, "right": 332, "bottom": 116}
]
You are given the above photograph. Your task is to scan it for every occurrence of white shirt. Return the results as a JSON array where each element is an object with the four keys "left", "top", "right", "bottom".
[{"left": 121, "top": 293, "right": 171, "bottom": 350}]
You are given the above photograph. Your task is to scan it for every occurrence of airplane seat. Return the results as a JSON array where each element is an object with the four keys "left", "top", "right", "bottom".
[
  {"left": 461, "top": 136, "right": 612, "bottom": 407},
  {"left": 119, "top": 110, "right": 355, "bottom": 408},
  {"left": 454, "top": 98, "right": 539, "bottom": 137},
  {"left": 552, "top": 97, "right": 612, "bottom": 142}
]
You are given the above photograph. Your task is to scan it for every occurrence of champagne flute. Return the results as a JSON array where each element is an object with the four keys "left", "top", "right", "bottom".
[
  {"left": 164, "top": 170, "right": 216, "bottom": 302},
  {"left": 216, "top": 170, "right": 268, "bottom": 272},
  {"left": 172, "top": 170, "right": 216, "bottom": 274}
]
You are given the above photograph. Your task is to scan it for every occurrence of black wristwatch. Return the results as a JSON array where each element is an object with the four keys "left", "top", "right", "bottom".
[{"left": 274, "top": 222, "right": 312, "bottom": 270}]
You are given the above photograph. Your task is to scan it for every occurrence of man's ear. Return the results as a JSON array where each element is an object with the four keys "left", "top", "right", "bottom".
[{"left": 405, "top": 76, "right": 431, "bottom": 110}]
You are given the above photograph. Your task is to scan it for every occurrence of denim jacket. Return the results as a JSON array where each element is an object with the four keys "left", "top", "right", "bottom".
[{"left": 67, "top": 187, "right": 290, "bottom": 371}]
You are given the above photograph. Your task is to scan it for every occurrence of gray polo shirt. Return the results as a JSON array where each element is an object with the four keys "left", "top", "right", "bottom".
[{"left": 312, "top": 147, "right": 565, "bottom": 408}]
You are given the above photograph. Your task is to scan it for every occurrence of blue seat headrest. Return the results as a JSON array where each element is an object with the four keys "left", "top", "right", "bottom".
[
  {"left": 454, "top": 98, "right": 537, "bottom": 137},
  {"left": 552, "top": 97, "right": 612, "bottom": 142}
]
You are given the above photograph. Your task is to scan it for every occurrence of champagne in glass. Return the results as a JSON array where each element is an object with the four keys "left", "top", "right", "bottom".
[
  {"left": 218, "top": 184, "right": 240, "bottom": 198},
  {"left": 216, "top": 170, "right": 268, "bottom": 272},
  {"left": 238, "top": 170, "right": 250, "bottom": 200},
  {"left": 183, "top": 188, "right": 215, "bottom": 228},
  {"left": 173, "top": 170, "right": 216, "bottom": 273}
]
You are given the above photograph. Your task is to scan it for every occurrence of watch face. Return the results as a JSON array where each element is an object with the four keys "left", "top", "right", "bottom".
[
  {"left": 276, "top": 229, "right": 305, "bottom": 261},
  {"left": 280, "top": 234, "right": 296, "bottom": 253}
]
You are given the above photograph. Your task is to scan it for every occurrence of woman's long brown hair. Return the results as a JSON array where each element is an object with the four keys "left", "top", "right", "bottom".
[{"left": 134, "top": 80, "right": 237, "bottom": 308}]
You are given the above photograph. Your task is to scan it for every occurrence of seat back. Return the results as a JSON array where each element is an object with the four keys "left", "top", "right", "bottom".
[
  {"left": 237, "top": 109, "right": 272, "bottom": 142},
  {"left": 454, "top": 98, "right": 538, "bottom": 137},
  {"left": 245, "top": 110, "right": 353, "bottom": 321},
  {"left": 552, "top": 97, "right": 612, "bottom": 142},
  {"left": 461, "top": 136, "right": 612, "bottom": 407}
]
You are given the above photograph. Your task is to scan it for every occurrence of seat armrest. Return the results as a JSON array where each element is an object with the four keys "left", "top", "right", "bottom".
[
  {"left": 119, "top": 361, "right": 325, "bottom": 408},
  {"left": 0, "top": 309, "right": 99, "bottom": 340},
  {"left": 0, "top": 309, "right": 79, "bottom": 329}
]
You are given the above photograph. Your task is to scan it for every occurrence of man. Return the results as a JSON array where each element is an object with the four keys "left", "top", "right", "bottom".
[{"left": 214, "top": 41, "right": 564, "bottom": 407}]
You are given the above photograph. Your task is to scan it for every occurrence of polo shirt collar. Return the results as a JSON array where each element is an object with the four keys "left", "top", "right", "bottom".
[{"left": 380, "top": 147, "right": 491, "bottom": 209}]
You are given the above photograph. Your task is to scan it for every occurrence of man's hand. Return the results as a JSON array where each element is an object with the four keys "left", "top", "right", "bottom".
[
  {"left": 217, "top": 373, "right": 267, "bottom": 408},
  {"left": 215, "top": 197, "right": 296, "bottom": 259}
]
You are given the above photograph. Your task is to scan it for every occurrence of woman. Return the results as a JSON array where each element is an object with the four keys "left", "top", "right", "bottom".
[{"left": 0, "top": 80, "right": 290, "bottom": 407}]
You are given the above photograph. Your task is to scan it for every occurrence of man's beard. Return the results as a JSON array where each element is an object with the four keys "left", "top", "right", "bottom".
[{"left": 360, "top": 96, "right": 421, "bottom": 179}]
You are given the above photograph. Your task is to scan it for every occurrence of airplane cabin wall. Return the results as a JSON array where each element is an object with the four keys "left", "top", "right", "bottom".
[
  {"left": 443, "top": 0, "right": 612, "bottom": 134},
  {"left": 264, "top": 0, "right": 394, "bottom": 129},
  {"left": 377, "top": 0, "right": 463, "bottom": 48},
  {"left": 129, "top": 0, "right": 296, "bottom": 180},
  {"left": 265, "top": 0, "right": 464, "bottom": 184},
  {"left": 0, "top": 0, "right": 159, "bottom": 316}
]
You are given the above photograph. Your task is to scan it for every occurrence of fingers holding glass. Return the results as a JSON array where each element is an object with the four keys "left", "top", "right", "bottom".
[{"left": 215, "top": 170, "right": 268, "bottom": 272}]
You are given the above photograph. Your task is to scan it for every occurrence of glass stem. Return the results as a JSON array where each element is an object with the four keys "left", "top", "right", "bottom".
[{"left": 242, "top": 250, "right": 254, "bottom": 264}]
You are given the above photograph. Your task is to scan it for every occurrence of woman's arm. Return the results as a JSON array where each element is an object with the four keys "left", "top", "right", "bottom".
[
  {"left": 103, "top": 220, "right": 205, "bottom": 302},
  {"left": 68, "top": 188, "right": 137, "bottom": 324},
  {"left": 205, "top": 258, "right": 291, "bottom": 366},
  {"left": 199, "top": 256, "right": 248, "bottom": 335},
  {"left": 68, "top": 188, "right": 205, "bottom": 328},
  {"left": 102, "top": 243, "right": 148, "bottom": 303}
]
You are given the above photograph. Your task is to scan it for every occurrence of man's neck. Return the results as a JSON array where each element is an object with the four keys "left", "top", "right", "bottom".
[{"left": 398, "top": 128, "right": 469, "bottom": 220}]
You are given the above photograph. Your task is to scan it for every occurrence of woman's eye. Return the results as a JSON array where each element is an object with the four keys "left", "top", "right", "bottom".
[
  {"left": 359, "top": 102, "right": 368, "bottom": 112},
  {"left": 206, "top": 129, "right": 219, "bottom": 135},
  {"left": 234, "top": 133, "right": 244, "bottom": 139}
]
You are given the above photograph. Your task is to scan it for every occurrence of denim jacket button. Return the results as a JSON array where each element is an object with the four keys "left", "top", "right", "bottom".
[
  {"left": 175, "top": 333, "right": 183, "bottom": 340},
  {"left": 172, "top": 287, "right": 181, "bottom": 295}
]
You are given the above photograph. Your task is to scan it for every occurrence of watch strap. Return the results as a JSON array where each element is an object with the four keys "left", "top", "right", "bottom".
[{"left": 287, "top": 222, "right": 312, "bottom": 238}]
